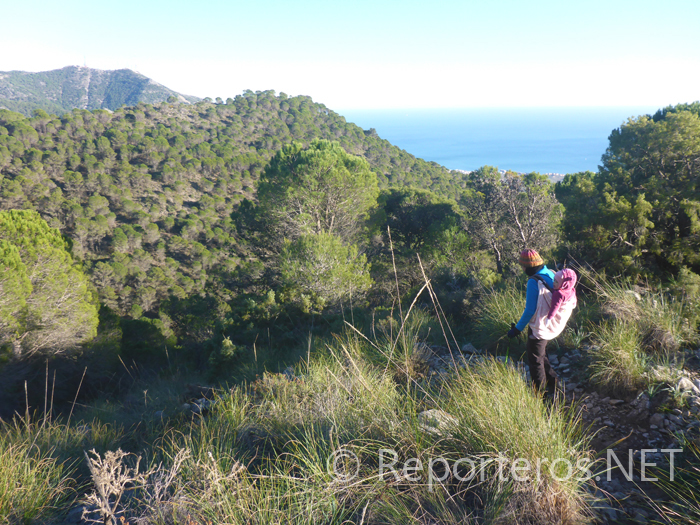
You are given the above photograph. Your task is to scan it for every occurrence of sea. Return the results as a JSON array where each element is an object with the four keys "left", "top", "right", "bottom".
[{"left": 339, "top": 107, "right": 661, "bottom": 177}]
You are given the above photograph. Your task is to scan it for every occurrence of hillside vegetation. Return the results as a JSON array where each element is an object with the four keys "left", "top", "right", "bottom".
[
  {"left": 1, "top": 96, "right": 700, "bottom": 524},
  {"left": 0, "top": 92, "right": 462, "bottom": 322}
]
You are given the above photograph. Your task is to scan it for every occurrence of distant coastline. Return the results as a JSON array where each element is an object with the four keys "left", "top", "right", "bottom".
[
  {"left": 342, "top": 106, "right": 659, "bottom": 175},
  {"left": 452, "top": 168, "right": 565, "bottom": 183}
]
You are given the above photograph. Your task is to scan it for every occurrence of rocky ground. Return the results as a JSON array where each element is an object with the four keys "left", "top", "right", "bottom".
[{"left": 423, "top": 343, "right": 700, "bottom": 524}]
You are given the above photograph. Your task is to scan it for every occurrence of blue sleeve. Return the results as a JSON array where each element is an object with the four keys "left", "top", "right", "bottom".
[{"left": 516, "top": 279, "right": 540, "bottom": 331}]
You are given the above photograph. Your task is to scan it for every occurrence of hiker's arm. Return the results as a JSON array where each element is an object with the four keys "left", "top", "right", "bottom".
[{"left": 515, "top": 279, "right": 539, "bottom": 331}]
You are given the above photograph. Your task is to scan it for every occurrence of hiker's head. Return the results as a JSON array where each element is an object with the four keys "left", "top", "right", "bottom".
[{"left": 518, "top": 249, "right": 544, "bottom": 276}]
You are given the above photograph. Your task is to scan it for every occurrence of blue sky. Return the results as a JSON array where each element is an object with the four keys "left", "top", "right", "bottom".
[{"left": 2, "top": 0, "right": 699, "bottom": 109}]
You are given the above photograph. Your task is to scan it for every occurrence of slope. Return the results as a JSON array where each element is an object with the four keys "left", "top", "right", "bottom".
[{"left": 0, "top": 66, "right": 200, "bottom": 116}]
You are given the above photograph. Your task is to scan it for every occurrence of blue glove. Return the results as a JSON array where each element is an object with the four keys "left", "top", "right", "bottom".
[{"left": 507, "top": 323, "right": 521, "bottom": 339}]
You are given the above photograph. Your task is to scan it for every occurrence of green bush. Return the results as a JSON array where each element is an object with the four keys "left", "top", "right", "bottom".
[
  {"left": 588, "top": 320, "right": 648, "bottom": 395},
  {"left": 472, "top": 280, "right": 526, "bottom": 353},
  {"left": 578, "top": 266, "right": 700, "bottom": 394},
  {"left": 0, "top": 438, "right": 72, "bottom": 524},
  {"left": 445, "top": 359, "right": 594, "bottom": 524}
]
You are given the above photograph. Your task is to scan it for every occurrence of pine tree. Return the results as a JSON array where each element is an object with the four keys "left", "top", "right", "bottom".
[{"left": 0, "top": 210, "right": 99, "bottom": 356}]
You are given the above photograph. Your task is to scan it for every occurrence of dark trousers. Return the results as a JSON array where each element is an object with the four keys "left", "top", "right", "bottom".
[{"left": 526, "top": 328, "right": 558, "bottom": 392}]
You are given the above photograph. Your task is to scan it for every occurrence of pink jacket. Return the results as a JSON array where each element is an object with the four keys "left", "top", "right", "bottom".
[{"left": 547, "top": 269, "right": 577, "bottom": 320}]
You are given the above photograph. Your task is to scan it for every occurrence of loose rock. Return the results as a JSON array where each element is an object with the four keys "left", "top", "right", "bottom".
[
  {"left": 677, "top": 377, "right": 700, "bottom": 395},
  {"left": 649, "top": 413, "right": 665, "bottom": 427},
  {"left": 418, "top": 409, "right": 458, "bottom": 436},
  {"left": 461, "top": 343, "right": 482, "bottom": 355}
]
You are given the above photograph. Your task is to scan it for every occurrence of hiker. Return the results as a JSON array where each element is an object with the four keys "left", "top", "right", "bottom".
[{"left": 507, "top": 249, "right": 575, "bottom": 396}]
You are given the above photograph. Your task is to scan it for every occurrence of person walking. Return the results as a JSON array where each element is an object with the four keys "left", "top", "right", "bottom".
[{"left": 506, "top": 249, "right": 559, "bottom": 395}]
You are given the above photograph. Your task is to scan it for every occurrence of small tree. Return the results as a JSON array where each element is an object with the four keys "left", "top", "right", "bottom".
[
  {"left": 257, "top": 139, "right": 379, "bottom": 249},
  {"left": 0, "top": 210, "right": 98, "bottom": 356},
  {"left": 255, "top": 140, "right": 379, "bottom": 307},
  {"left": 0, "top": 240, "right": 31, "bottom": 344},
  {"left": 459, "top": 167, "right": 561, "bottom": 274},
  {"left": 279, "top": 233, "right": 372, "bottom": 310}
]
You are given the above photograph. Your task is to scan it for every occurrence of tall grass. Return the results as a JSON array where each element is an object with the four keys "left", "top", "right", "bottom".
[
  {"left": 0, "top": 420, "right": 77, "bottom": 524},
  {"left": 647, "top": 436, "right": 700, "bottom": 525},
  {"left": 578, "top": 266, "right": 699, "bottom": 354},
  {"left": 68, "top": 261, "right": 596, "bottom": 524},
  {"left": 445, "top": 359, "right": 594, "bottom": 524},
  {"left": 126, "top": 326, "right": 595, "bottom": 525},
  {"left": 588, "top": 320, "right": 648, "bottom": 395},
  {"left": 577, "top": 265, "right": 700, "bottom": 394},
  {"left": 472, "top": 281, "right": 527, "bottom": 353},
  {"left": 0, "top": 386, "right": 128, "bottom": 524}
]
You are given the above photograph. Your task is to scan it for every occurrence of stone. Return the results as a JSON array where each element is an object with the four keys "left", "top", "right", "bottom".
[
  {"left": 694, "top": 378, "right": 700, "bottom": 391},
  {"left": 598, "top": 502, "right": 619, "bottom": 522},
  {"left": 625, "top": 290, "right": 642, "bottom": 301},
  {"left": 66, "top": 506, "right": 86, "bottom": 524},
  {"left": 677, "top": 377, "right": 700, "bottom": 395},
  {"left": 590, "top": 406, "right": 602, "bottom": 416},
  {"left": 649, "top": 413, "right": 665, "bottom": 427},
  {"left": 604, "top": 420, "right": 615, "bottom": 427},
  {"left": 559, "top": 356, "right": 570, "bottom": 366},
  {"left": 418, "top": 409, "right": 458, "bottom": 436},
  {"left": 462, "top": 343, "right": 481, "bottom": 355},
  {"left": 668, "top": 414, "right": 682, "bottom": 425},
  {"left": 631, "top": 508, "right": 650, "bottom": 524},
  {"left": 192, "top": 398, "right": 211, "bottom": 411},
  {"left": 609, "top": 399, "right": 625, "bottom": 406}
]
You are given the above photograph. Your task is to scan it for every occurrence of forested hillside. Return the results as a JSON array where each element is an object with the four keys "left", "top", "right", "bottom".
[
  {"left": 2, "top": 92, "right": 700, "bottom": 525},
  {"left": 0, "top": 91, "right": 464, "bottom": 321},
  {"left": 0, "top": 66, "right": 200, "bottom": 116}
]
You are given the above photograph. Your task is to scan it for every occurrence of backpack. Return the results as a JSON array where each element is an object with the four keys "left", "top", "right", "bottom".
[{"left": 528, "top": 274, "right": 576, "bottom": 340}]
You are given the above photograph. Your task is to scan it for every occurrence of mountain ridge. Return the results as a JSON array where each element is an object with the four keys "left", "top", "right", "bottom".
[{"left": 0, "top": 66, "right": 200, "bottom": 116}]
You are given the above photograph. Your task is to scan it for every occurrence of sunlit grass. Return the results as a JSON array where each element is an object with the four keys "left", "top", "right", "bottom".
[
  {"left": 588, "top": 320, "right": 648, "bottom": 395},
  {"left": 0, "top": 418, "right": 79, "bottom": 524}
]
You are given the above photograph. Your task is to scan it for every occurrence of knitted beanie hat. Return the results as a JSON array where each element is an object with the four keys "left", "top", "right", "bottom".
[{"left": 518, "top": 249, "right": 544, "bottom": 268}]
